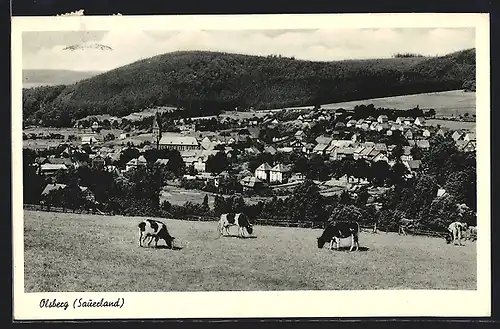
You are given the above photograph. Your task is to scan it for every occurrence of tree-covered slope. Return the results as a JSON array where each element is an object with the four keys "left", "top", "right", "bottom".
[{"left": 23, "top": 49, "right": 475, "bottom": 127}]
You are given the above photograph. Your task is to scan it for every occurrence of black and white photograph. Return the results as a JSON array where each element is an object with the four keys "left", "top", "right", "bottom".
[{"left": 12, "top": 13, "right": 490, "bottom": 320}]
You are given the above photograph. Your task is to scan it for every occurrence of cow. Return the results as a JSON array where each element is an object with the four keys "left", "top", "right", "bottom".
[
  {"left": 218, "top": 213, "right": 253, "bottom": 237},
  {"left": 446, "top": 221, "right": 468, "bottom": 246},
  {"left": 138, "top": 219, "right": 175, "bottom": 248},
  {"left": 398, "top": 218, "right": 416, "bottom": 236},
  {"left": 317, "top": 221, "right": 360, "bottom": 252},
  {"left": 466, "top": 226, "right": 477, "bottom": 241}
]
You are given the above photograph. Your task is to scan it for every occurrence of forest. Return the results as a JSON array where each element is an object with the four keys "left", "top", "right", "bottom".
[{"left": 22, "top": 48, "right": 476, "bottom": 127}]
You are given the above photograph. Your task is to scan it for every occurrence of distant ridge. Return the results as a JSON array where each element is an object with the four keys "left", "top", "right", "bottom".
[
  {"left": 22, "top": 48, "right": 475, "bottom": 127},
  {"left": 23, "top": 69, "right": 103, "bottom": 88}
]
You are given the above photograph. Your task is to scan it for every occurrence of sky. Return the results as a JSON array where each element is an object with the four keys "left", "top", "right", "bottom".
[{"left": 22, "top": 28, "right": 475, "bottom": 72}]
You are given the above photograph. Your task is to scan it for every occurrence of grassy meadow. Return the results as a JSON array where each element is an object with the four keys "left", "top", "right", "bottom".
[
  {"left": 24, "top": 210, "right": 476, "bottom": 292},
  {"left": 315, "top": 90, "right": 476, "bottom": 117}
]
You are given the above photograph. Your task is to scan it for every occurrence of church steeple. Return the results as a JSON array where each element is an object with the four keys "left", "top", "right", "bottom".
[{"left": 152, "top": 111, "right": 162, "bottom": 149}]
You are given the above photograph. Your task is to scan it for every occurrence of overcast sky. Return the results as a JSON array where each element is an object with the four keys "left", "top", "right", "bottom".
[{"left": 22, "top": 28, "right": 475, "bottom": 72}]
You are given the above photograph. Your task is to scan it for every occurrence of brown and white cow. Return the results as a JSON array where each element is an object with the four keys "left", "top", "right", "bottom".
[
  {"left": 218, "top": 213, "right": 253, "bottom": 237},
  {"left": 138, "top": 219, "right": 175, "bottom": 248}
]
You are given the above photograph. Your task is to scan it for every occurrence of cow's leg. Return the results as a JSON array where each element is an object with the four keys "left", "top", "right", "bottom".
[
  {"left": 154, "top": 236, "right": 160, "bottom": 248},
  {"left": 354, "top": 233, "right": 360, "bottom": 251},
  {"left": 350, "top": 235, "right": 355, "bottom": 252},
  {"left": 139, "top": 232, "right": 143, "bottom": 247},
  {"left": 147, "top": 235, "right": 154, "bottom": 247},
  {"left": 329, "top": 238, "right": 333, "bottom": 250}
]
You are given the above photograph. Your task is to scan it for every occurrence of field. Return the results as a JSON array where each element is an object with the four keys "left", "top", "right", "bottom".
[
  {"left": 295, "top": 90, "right": 475, "bottom": 117},
  {"left": 24, "top": 210, "right": 476, "bottom": 292},
  {"left": 425, "top": 119, "right": 476, "bottom": 132}
]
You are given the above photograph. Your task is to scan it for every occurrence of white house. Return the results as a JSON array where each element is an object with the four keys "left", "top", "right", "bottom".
[
  {"left": 377, "top": 115, "right": 389, "bottom": 123},
  {"left": 126, "top": 156, "right": 147, "bottom": 171},
  {"left": 81, "top": 136, "right": 98, "bottom": 145},
  {"left": 254, "top": 163, "right": 272, "bottom": 181},
  {"left": 269, "top": 164, "right": 291, "bottom": 184},
  {"left": 414, "top": 117, "right": 426, "bottom": 126}
]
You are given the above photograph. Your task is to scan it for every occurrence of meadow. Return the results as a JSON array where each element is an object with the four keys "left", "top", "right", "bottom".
[
  {"left": 290, "top": 90, "right": 476, "bottom": 117},
  {"left": 24, "top": 210, "right": 476, "bottom": 292}
]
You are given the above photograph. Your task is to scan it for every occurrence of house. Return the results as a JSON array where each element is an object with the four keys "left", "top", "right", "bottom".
[
  {"left": 408, "top": 140, "right": 416, "bottom": 147},
  {"left": 456, "top": 140, "right": 476, "bottom": 153},
  {"left": 200, "top": 136, "right": 215, "bottom": 150},
  {"left": 464, "top": 132, "right": 476, "bottom": 142},
  {"left": 39, "top": 163, "right": 68, "bottom": 176},
  {"left": 126, "top": 156, "right": 147, "bottom": 171},
  {"left": 91, "top": 121, "right": 101, "bottom": 133},
  {"left": 404, "top": 130, "right": 414, "bottom": 140},
  {"left": 41, "top": 183, "right": 94, "bottom": 201},
  {"left": 276, "top": 147, "right": 294, "bottom": 153},
  {"left": 294, "top": 130, "right": 305, "bottom": 140},
  {"left": 436, "top": 188, "right": 448, "bottom": 198},
  {"left": 386, "top": 130, "right": 393, "bottom": 136},
  {"left": 193, "top": 150, "right": 219, "bottom": 173},
  {"left": 331, "top": 147, "right": 356, "bottom": 161},
  {"left": 335, "top": 122, "right": 346, "bottom": 129},
  {"left": 289, "top": 139, "right": 305, "bottom": 150},
  {"left": 159, "top": 133, "right": 199, "bottom": 151},
  {"left": 49, "top": 157, "right": 73, "bottom": 167},
  {"left": 360, "top": 122, "right": 370, "bottom": 130},
  {"left": 414, "top": 117, "right": 426, "bottom": 126},
  {"left": 371, "top": 152, "right": 389, "bottom": 163},
  {"left": 81, "top": 136, "right": 98, "bottom": 145},
  {"left": 404, "top": 160, "right": 422, "bottom": 172},
  {"left": 451, "top": 131, "right": 463, "bottom": 141},
  {"left": 240, "top": 176, "right": 265, "bottom": 191},
  {"left": 264, "top": 145, "right": 277, "bottom": 155},
  {"left": 391, "top": 124, "right": 403, "bottom": 131},
  {"left": 416, "top": 140, "right": 430, "bottom": 150},
  {"left": 289, "top": 173, "right": 306, "bottom": 183},
  {"left": 370, "top": 122, "right": 379, "bottom": 131},
  {"left": 355, "top": 119, "right": 365, "bottom": 129},
  {"left": 302, "top": 143, "right": 315, "bottom": 154},
  {"left": 401, "top": 146, "right": 413, "bottom": 162},
  {"left": 396, "top": 117, "right": 413, "bottom": 125},
  {"left": 376, "top": 123, "right": 390, "bottom": 132},
  {"left": 269, "top": 164, "right": 292, "bottom": 184},
  {"left": 119, "top": 133, "right": 130, "bottom": 140},
  {"left": 313, "top": 143, "right": 329, "bottom": 155},
  {"left": 346, "top": 119, "right": 357, "bottom": 128},
  {"left": 155, "top": 158, "right": 170, "bottom": 166},
  {"left": 254, "top": 163, "right": 272, "bottom": 181},
  {"left": 436, "top": 129, "right": 447, "bottom": 137},
  {"left": 374, "top": 143, "right": 388, "bottom": 153},
  {"left": 422, "top": 129, "right": 431, "bottom": 138},
  {"left": 377, "top": 115, "right": 389, "bottom": 123}
]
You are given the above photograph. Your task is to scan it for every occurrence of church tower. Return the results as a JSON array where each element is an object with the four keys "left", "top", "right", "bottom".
[{"left": 152, "top": 111, "right": 162, "bottom": 149}]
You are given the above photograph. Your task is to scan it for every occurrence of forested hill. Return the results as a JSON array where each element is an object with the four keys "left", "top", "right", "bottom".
[{"left": 23, "top": 48, "right": 475, "bottom": 127}]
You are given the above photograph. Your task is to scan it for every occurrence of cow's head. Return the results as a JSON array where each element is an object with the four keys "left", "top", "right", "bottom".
[
  {"left": 160, "top": 231, "right": 175, "bottom": 248},
  {"left": 246, "top": 224, "right": 253, "bottom": 235},
  {"left": 317, "top": 236, "right": 327, "bottom": 248}
]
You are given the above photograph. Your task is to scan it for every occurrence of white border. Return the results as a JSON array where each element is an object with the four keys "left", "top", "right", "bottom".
[{"left": 12, "top": 13, "right": 491, "bottom": 320}]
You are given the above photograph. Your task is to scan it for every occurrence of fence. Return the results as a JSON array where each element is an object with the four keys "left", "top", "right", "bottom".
[{"left": 23, "top": 204, "right": 448, "bottom": 238}]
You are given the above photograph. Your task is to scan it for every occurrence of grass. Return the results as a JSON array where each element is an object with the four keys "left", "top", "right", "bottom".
[
  {"left": 315, "top": 90, "right": 476, "bottom": 117},
  {"left": 425, "top": 119, "right": 476, "bottom": 132},
  {"left": 24, "top": 210, "right": 476, "bottom": 292}
]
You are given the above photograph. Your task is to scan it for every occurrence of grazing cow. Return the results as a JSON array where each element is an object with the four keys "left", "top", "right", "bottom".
[
  {"left": 218, "top": 213, "right": 253, "bottom": 237},
  {"left": 317, "top": 221, "right": 360, "bottom": 252},
  {"left": 466, "top": 226, "right": 477, "bottom": 241},
  {"left": 398, "top": 218, "right": 416, "bottom": 236},
  {"left": 138, "top": 219, "right": 175, "bottom": 248},
  {"left": 447, "top": 221, "right": 468, "bottom": 246}
]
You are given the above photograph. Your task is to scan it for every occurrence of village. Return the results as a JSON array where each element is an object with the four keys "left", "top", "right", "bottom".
[{"left": 23, "top": 103, "right": 477, "bottom": 216}]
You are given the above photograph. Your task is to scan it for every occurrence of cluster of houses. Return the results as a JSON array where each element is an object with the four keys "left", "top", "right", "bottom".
[{"left": 28, "top": 106, "right": 477, "bottom": 202}]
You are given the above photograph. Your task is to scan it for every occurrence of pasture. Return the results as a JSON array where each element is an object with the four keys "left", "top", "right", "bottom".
[
  {"left": 24, "top": 210, "right": 476, "bottom": 292},
  {"left": 425, "top": 119, "right": 476, "bottom": 132},
  {"left": 313, "top": 90, "right": 476, "bottom": 117}
]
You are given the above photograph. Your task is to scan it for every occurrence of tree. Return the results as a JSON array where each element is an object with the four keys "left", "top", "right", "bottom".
[
  {"left": 287, "top": 180, "right": 326, "bottom": 222},
  {"left": 213, "top": 195, "right": 226, "bottom": 216},
  {"left": 62, "top": 179, "right": 85, "bottom": 211},
  {"left": 206, "top": 152, "right": 229, "bottom": 174},
  {"left": 370, "top": 161, "right": 391, "bottom": 186},
  {"left": 328, "top": 204, "right": 363, "bottom": 224}
]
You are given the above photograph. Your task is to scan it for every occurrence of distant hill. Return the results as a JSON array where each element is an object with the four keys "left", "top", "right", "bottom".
[
  {"left": 22, "top": 48, "right": 475, "bottom": 127},
  {"left": 22, "top": 69, "right": 102, "bottom": 88}
]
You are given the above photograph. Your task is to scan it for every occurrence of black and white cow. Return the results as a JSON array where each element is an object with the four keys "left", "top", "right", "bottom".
[
  {"left": 398, "top": 218, "right": 416, "bottom": 236},
  {"left": 218, "top": 213, "right": 253, "bottom": 237},
  {"left": 317, "top": 221, "right": 360, "bottom": 252},
  {"left": 138, "top": 219, "right": 175, "bottom": 248},
  {"left": 446, "top": 221, "right": 468, "bottom": 246}
]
